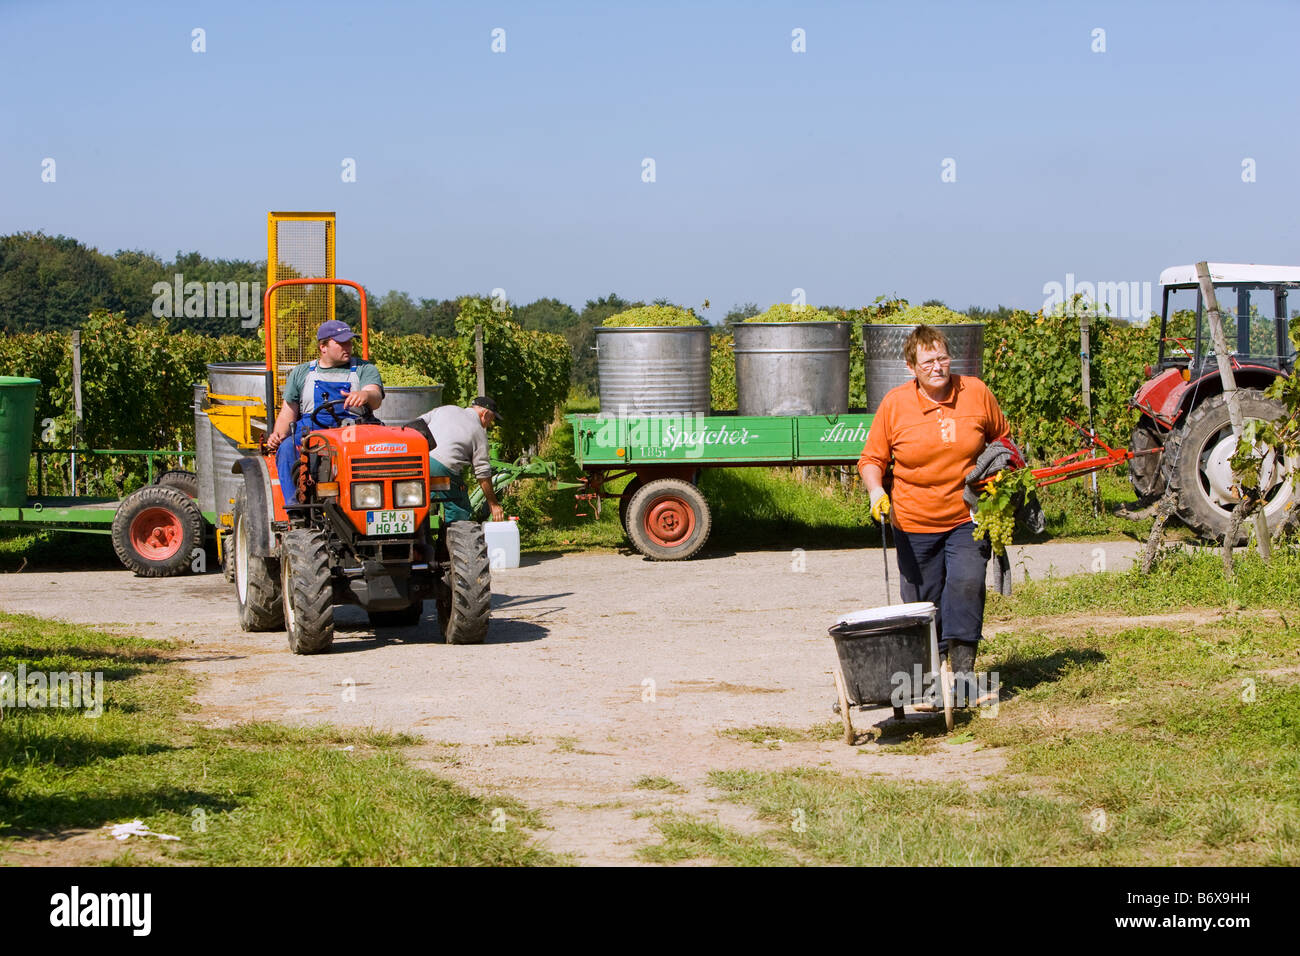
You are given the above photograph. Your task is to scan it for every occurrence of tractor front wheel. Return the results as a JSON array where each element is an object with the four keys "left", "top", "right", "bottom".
[
  {"left": 111, "top": 486, "right": 204, "bottom": 577},
  {"left": 281, "top": 529, "right": 335, "bottom": 654},
  {"left": 436, "top": 522, "right": 491, "bottom": 645},
  {"left": 1166, "top": 389, "right": 1298, "bottom": 543},
  {"left": 625, "top": 478, "right": 712, "bottom": 560}
]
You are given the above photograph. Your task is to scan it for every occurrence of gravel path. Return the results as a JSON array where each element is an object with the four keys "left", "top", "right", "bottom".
[{"left": 0, "top": 537, "right": 1143, "bottom": 864}]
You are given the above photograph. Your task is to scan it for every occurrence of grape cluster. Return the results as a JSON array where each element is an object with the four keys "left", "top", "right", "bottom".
[
  {"left": 974, "top": 507, "right": 1017, "bottom": 555},
  {"left": 972, "top": 470, "right": 1028, "bottom": 556}
]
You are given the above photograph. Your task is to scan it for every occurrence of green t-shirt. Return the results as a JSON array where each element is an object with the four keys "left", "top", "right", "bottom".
[{"left": 283, "top": 359, "right": 384, "bottom": 412}]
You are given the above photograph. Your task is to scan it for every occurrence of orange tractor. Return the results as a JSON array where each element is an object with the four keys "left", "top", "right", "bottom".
[{"left": 230, "top": 277, "right": 491, "bottom": 653}]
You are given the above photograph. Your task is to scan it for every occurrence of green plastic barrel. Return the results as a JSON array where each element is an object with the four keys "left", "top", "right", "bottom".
[{"left": 0, "top": 377, "right": 40, "bottom": 507}]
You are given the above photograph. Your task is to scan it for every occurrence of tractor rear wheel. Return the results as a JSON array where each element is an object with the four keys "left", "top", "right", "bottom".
[
  {"left": 232, "top": 486, "right": 283, "bottom": 631},
  {"left": 281, "top": 528, "right": 335, "bottom": 654},
  {"left": 436, "top": 522, "right": 491, "bottom": 645},
  {"left": 111, "top": 485, "right": 204, "bottom": 577},
  {"left": 625, "top": 478, "right": 712, "bottom": 560},
  {"left": 154, "top": 468, "right": 199, "bottom": 498},
  {"left": 1165, "top": 389, "right": 1298, "bottom": 543},
  {"left": 1127, "top": 422, "right": 1167, "bottom": 502}
]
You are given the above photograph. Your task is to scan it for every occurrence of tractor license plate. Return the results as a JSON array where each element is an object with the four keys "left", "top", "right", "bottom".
[{"left": 366, "top": 509, "right": 414, "bottom": 536}]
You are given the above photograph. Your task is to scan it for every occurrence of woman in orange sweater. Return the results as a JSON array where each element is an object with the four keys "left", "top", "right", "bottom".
[{"left": 857, "top": 325, "right": 1011, "bottom": 693}]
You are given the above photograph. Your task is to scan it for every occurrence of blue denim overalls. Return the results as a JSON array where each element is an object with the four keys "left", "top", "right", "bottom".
[{"left": 276, "top": 360, "right": 362, "bottom": 506}]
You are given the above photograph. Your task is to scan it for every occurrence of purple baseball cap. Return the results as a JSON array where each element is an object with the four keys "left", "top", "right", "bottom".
[{"left": 317, "top": 319, "right": 355, "bottom": 342}]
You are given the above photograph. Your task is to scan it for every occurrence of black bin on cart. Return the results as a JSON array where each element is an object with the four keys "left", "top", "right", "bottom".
[{"left": 827, "top": 601, "right": 941, "bottom": 742}]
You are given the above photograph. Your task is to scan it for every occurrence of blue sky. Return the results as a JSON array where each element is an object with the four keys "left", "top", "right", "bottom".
[{"left": 2, "top": 0, "right": 1297, "bottom": 319}]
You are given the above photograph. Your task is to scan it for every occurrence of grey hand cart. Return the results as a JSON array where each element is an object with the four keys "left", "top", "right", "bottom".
[{"left": 828, "top": 601, "right": 955, "bottom": 743}]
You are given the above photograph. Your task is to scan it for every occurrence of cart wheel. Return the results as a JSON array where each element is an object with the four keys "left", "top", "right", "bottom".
[
  {"left": 111, "top": 486, "right": 204, "bottom": 577},
  {"left": 892, "top": 706, "right": 906, "bottom": 722},
  {"left": 940, "top": 657, "right": 956, "bottom": 733},
  {"left": 833, "top": 665, "right": 855, "bottom": 745},
  {"left": 625, "top": 478, "right": 712, "bottom": 561},
  {"left": 154, "top": 468, "right": 199, "bottom": 499}
]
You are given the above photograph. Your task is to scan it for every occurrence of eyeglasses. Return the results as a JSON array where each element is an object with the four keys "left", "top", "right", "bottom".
[{"left": 915, "top": 356, "right": 950, "bottom": 371}]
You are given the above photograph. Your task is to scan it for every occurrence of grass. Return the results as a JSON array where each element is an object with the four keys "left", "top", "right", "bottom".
[
  {"left": 0, "top": 528, "right": 123, "bottom": 573},
  {"left": 0, "top": 611, "right": 554, "bottom": 866},
  {"left": 721, "top": 723, "right": 844, "bottom": 746},
  {"left": 633, "top": 776, "right": 685, "bottom": 793},
  {"left": 987, "top": 541, "right": 1300, "bottom": 620},
  {"left": 642, "top": 551, "right": 1300, "bottom": 866},
  {"left": 636, "top": 813, "right": 799, "bottom": 866}
]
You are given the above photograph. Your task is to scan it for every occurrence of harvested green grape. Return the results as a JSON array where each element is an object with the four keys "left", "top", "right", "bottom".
[
  {"left": 867, "top": 303, "right": 975, "bottom": 326},
  {"left": 971, "top": 467, "right": 1039, "bottom": 556},
  {"left": 744, "top": 302, "right": 838, "bottom": 323},
  {"left": 373, "top": 361, "right": 440, "bottom": 387},
  {"left": 602, "top": 305, "right": 702, "bottom": 327}
]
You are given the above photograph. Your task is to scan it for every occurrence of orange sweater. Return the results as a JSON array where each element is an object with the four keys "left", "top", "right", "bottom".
[{"left": 858, "top": 375, "right": 1010, "bottom": 533}]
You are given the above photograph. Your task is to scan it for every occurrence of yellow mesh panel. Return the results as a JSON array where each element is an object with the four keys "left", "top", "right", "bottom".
[{"left": 266, "top": 212, "right": 335, "bottom": 408}]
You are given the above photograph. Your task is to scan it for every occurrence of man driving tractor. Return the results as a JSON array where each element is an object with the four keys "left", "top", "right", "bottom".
[{"left": 265, "top": 319, "right": 384, "bottom": 505}]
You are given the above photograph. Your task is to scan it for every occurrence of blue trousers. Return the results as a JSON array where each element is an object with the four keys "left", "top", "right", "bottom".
[
  {"left": 276, "top": 418, "right": 314, "bottom": 506},
  {"left": 891, "top": 521, "right": 991, "bottom": 651}
]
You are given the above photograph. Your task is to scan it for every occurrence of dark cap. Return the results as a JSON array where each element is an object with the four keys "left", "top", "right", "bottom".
[
  {"left": 317, "top": 319, "right": 355, "bottom": 342},
  {"left": 471, "top": 396, "right": 503, "bottom": 422}
]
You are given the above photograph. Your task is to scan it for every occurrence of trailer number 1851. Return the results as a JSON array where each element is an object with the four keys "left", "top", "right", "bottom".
[{"left": 365, "top": 510, "right": 414, "bottom": 536}]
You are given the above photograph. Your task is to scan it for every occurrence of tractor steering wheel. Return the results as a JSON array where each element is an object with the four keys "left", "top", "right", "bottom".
[{"left": 309, "top": 397, "right": 376, "bottom": 430}]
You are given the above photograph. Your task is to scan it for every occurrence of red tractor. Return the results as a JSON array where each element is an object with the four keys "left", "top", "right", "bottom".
[
  {"left": 230, "top": 278, "right": 491, "bottom": 653},
  {"left": 1129, "top": 263, "right": 1299, "bottom": 540}
]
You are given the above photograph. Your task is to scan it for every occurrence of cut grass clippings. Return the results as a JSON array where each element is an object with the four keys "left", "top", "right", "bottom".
[
  {"left": 720, "top": 723, "right": 844, "bottom": 746},
  {"left": 0, "top": 611, "right": 553, "bottom": 866},
  {"left": 643, "top": 550, "right": 1300, "bottom": 866}
]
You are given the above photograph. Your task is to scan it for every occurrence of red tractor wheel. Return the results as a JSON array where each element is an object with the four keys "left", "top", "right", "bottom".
[
  {"left": 625, "top": 478, "right": 712, "bottom": 560},
  {"left": 111, "top": 486, "right": 204, "bottom": 577}
]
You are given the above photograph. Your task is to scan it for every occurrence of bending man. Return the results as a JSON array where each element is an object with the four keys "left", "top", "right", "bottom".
[{"left": 416, "top": 397, "right": 506, "bottom": 523}]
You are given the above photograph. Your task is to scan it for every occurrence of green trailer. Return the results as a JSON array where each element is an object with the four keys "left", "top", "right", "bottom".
[
  {"left": 569, "top": 411, "right": 875, "bottom": 559},
  {"left": 0, "top": 446, "right": 214, "bottom": 576}
]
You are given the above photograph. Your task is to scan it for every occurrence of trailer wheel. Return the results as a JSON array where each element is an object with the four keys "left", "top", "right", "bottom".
[
  {"left": 436, "top": 522, "right": 491, "bottom": 645},
  {"left": 617, "top": 477, "right": 643, "bottom": 532},
  {"left": 154, "top": 468, "right": 199, "bottom": 498},
  {"left": 232, "top": 486, "right": 283, "bottom": 631},
  {"left": 625, "top": 478, "right": 712, "bottom": 560},
  {"left": 111, "top": 486, "right": 204, "bottom": 577},
  {"left": 1166, "top": 389, "right": 1299, "bottom": 543},
  {"left": 281, "top": 528, "right": 335, "bottom": 654}
]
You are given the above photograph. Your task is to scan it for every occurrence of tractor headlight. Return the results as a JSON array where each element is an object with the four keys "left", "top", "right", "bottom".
[
  {"left": 394, "top": 480, "right": 426, "bottom": 508},
  {"left": 350, "top": 482, "right": 383, "bottom": 510}
]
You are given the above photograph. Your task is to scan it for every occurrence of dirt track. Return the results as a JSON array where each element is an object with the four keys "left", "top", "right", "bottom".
[{"left": 0, "top": 538, "right": 1143, "bottom": 864}]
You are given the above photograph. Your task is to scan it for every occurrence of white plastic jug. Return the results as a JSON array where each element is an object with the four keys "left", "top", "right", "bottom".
[{"left": 483, "top": 519, "right": 520, "bottom": 570}]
